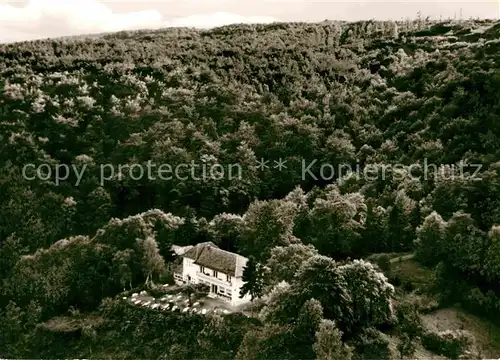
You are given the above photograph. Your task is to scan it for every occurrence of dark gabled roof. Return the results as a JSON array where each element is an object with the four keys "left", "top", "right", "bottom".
[
  {"left": 182, "top": 242, "right": 246, "bottom": 277},
  {"left": 171, "top": 244, "right": 193, "bottom": 256}
]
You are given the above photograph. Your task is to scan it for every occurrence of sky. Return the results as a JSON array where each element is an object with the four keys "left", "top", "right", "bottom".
[{"left": 0, "top": 0, "right": 498, "bottom": 43}]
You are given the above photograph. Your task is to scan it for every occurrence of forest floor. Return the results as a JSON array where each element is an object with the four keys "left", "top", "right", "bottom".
[
  {"left": 388, "top": 255, "right": 500, "bottom": 358},
  {"left": 422, "top": 307, "right": 500, "bottom": 358}
]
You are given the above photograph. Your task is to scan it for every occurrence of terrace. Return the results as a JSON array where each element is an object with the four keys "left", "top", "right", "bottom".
[{"left": 123, "top": 285, "right": 238, "bottom": 316}]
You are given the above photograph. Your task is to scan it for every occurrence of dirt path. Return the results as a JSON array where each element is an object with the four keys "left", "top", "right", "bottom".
[{"left": 390, "top": 253, "right": 415, "bottom": 263}]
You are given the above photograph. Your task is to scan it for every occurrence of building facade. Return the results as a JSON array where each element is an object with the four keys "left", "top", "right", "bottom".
[{"left": 172, "top": 242, "right": 252, "bottom": 306}]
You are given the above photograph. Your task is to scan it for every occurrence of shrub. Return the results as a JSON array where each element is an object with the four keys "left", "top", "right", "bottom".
[
  {"left": 462, "top": 287, "right": 500, "bottom": 322},
  {"left": 421, "top": 329, "right": 474, "bottom": 359},
  {"left": 395, "top": 297, "right": 424, "bottom": 337},
  {"left": 377, "top": 254, "right": 391, "bottom": 273},
  {"left": 351, "top": 327, "right": 393, "bottom": 360},
  {"left": 397, "top": 333, "right": 417, "bottom": 359},
  {"left": 402, "top": 280, "right": 414, "bottom": 292},
  {"left": 407, "top": 294, "right": 440, "bottom": 314}
]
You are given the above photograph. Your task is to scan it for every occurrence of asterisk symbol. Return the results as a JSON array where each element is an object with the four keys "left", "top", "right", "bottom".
[
  {"left": 273, "top": 158, "right": 287, "bottom": 171},
  {"left": 254, "top": 158, "right": 269, "bottom": 171}
]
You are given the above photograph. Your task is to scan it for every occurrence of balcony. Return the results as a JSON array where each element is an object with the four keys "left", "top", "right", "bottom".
[{"left": 196, "top": 271, "right": 232, "bottom": 287}]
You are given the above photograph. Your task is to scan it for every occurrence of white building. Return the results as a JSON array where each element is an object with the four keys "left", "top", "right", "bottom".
[{"left": 172, "top": 242, "right": 252, "bottom": 306}]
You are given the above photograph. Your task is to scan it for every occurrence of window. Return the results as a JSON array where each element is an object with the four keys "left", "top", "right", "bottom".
[
  {"left": 200, "top": 266, "right": 205, "bottom": 273},
  {"left": 213, "top": 270, "right": 218, "bottom": 278},
  {"left": 226, "top": 274, "right": 231, "bottom": 282}
]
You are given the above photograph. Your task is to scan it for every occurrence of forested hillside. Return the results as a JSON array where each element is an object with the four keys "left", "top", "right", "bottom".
[{"left": 1, "top": 18, "right": 500, "bottom": 359}]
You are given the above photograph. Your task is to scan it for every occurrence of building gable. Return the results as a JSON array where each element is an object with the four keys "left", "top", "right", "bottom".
[{"left": 180, "top": 242, "right": 246, "bottom": 277}]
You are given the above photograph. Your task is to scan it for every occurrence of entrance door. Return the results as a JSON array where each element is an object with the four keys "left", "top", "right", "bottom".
[{"left": 211, "top": 284, "right": 218, "bottom": 294}]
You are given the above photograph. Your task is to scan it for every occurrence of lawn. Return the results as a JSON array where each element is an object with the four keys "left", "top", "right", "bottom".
[{"left": 388, "top": 256, "right": 435, "bottom": 293}]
